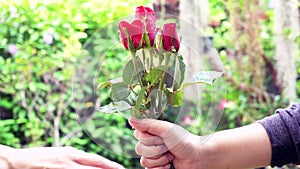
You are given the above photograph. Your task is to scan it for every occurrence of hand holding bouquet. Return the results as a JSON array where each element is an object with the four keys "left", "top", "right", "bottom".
[{"left": 96, "top": 6, "right": 222, "bottom": 169}]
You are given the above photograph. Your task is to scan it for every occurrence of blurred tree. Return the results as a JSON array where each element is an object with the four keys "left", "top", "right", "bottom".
[
  {"left": 273, "top": 0, "right": 299, "bottom": 103},
  {"left": 226, "top": 0, "right": 266, "bottom": 98},
  {"left": 179, "top": 0, "right": 206, "bottom": 100},
  {"left": 153, "top": 0, "right": 180, "bottom": 19}
]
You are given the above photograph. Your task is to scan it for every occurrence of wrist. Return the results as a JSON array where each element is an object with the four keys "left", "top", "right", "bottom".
[
  {"left": 198, "top": 134, "right": 227, "bottom": 169},
  {"left": 185, "top": 134, "right": 221, "bottom": 169}
]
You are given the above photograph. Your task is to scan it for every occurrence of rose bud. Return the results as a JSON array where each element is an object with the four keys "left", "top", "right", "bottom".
[
  {"left": 143, "top": 19, "right": 157, "bottom": 47},
  {"left": 161, "top": 23, "right": 180, "bottom": 52},
  {"left": 135, "top": 6, "right": 157, "bottom": 22}
]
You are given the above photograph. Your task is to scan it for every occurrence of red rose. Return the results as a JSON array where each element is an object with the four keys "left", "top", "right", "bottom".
[
  {"left": 162, "top": 23, "right": 180, "bottom": 52},
  {"left": 144, "top": 19, "right": 157, "bottom": 47},
  {"left": 119, "top": 20, "right": 144, "bottom": 51},
  {"left": 135, "top": 6, "right": 156, "bottom": 22}
]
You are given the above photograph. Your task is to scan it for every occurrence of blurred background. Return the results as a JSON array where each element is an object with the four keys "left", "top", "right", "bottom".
[{"left": 0, "top": 0, "right": 299, "bottom": 168}]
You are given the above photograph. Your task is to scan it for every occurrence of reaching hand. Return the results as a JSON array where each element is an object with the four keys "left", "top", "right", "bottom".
[
  {"left": 129, "top": 118, "right": 209, "bottom": 169},
  {"left": 0, "top": 145, "right": 124, "bottom": 169}
]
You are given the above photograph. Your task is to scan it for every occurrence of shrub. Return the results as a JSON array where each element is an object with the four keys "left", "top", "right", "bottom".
[{"left": 0, "top": 0, "right": 149, "bottom": 167}]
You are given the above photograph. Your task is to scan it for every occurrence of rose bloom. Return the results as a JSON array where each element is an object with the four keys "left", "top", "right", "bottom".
[
  {"left": 135, "top": 6, "right": 156, "bottom": 21},
  {"left": 119, "top": 20, "right": 144, "bottom": 51}
]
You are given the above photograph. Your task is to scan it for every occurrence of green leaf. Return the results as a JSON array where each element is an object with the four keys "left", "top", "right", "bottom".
[
  {"left": 165, "top": 57, "right": 176, "bottom": 88},
  {"left": 15, "top": 82, "right": 25, "bottom": 90},
  {"left": 123, "top": 58, "right": 144, "bottom": 85},
  {"left": 98, "top": 81, "right": 111, "bottom": 90},
  {"left": 146, "top": 66, "right": 166, "bottom": 84},
  {"left": 164, "top": 72, "right": 174, "bottom": 88},
  {"left": 30, "top": 32, "right": 40, "bottom": 41},
  {"left": 90, "top": 127, "right": 106, "bottom": 139},
  {"left": 123, "top": 60, "right": 136, "bottom": 84},
  {"left": 114, "top": 101, "right": 131, "bottom": 112},
  {"left": 149, "top": 89, "right": 167, "bottom": 118},
  {"left": 38, "top": 83, "right": 50, "bottom": 91},
  {"left": 29, "top": 82, "right": 36, "bottom": 92},
  {"left": 54, "top": 71, "right": 66, "bottom": 81},
  {"left": 96, "top": 101, "right": 131, "bottom": 114},
  {"left": 111, "top": 140, "right": 123, "bottom": 154},
  {"left": 143, "top": 32, "right": 151, "bottom": 47},
  {"left": 166, "top": 90, "right": 183, "bottom": 107},
  {"left": 132, "top": 87, "right": 146, "bottom": 118},
  {"left": 0, "top": 57, "right": 5, "bottom": 65},
  {"left": 183, "top": 71, "right": 223, "bottom": 89},
  {"left": 164, "top": 55, "right": 186, "bottom": 90},
  {"left": 110, "top": 82, "right": 130, "bottom": 101},
  {"left": 97, "top": 102, "right": 117, "bottom": 114},
  {"left": 175, "top": 55, "right": 186, "bottom": 90}
]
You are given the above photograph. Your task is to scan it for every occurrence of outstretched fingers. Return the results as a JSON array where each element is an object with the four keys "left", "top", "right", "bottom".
[{"left": 71, "top": 149, "right": 124, "bottom": 169}]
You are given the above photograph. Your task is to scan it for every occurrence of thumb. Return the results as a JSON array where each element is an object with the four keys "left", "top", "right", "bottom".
[
  {"left": 129, "top": 118, "right": 173, "bottom": 136},
  {"left": 128, "top": 118, "right": 189, "bottom": 150}
]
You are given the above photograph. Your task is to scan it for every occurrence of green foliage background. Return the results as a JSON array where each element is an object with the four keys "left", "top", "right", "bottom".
[
  {"left": 0, "top": 0, "right": 149, "bottom": 167},
  {"left": 0, "top": 0, "right": 299, "bottom": 168}
]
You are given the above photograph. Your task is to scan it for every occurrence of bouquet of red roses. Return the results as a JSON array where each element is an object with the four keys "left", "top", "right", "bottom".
[
  {"left": 98, "top": 6, "right": 218, "bottom": 119},
  {"left": 98, "top": 6, "right": 184, "bottom": 119}
]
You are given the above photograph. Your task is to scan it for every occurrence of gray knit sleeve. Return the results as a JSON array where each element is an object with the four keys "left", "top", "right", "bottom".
[{"left": 257, "top": 103, "right": 300, "bottom": 167}]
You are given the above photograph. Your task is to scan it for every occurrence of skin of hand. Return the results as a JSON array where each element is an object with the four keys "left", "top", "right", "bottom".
[
  {"left": 129, "top": 118, "right": 206, "bottom": 169},
  {"left": 129, "top": 118, "right": 272, "bottom": 169},
  {"left": 0, "top": 145, "right": 124, "bottom": 169}
]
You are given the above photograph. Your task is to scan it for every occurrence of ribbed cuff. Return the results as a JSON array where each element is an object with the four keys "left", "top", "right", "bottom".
[{"left": 257, "top": 105, "right": 298, "bottom": 167}]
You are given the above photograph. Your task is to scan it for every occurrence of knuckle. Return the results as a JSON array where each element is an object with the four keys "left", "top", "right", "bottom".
[
  {"left": 140, "top": 156, "right": 148, "bottom": 167},
  {"left": 56, "top": 159, "right": 73, "bottom": 168},
  {"left": 162, "top": 155, "right": 170, "bottom": 164},
  {"left": 134, "top": 130, "right": 139, "bottom": 139},
  {"left": 135, "top": 141, "right": 143, "bottom": 155},
  {"left": 64, "top": 146, "right": 77, "bottom": 153},
  {"left": 159, "top": 145, "right": 168, "bottom": 154},
  {"left": 154, "top": 137, "right": 163, "bottom": 145}
]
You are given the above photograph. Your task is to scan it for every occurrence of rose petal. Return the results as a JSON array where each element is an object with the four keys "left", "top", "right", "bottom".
[
  {"left": 119, "top": 20, "right": 144, "bottom": 50},
  {"left": 135, "top": 6, "right": 156, "bottom": 21},
  {"left": 162, "top": 23, "right": 180, "bottom": 52},
  {"left": 145, "top": 19, "right": 157, "bottom": 46}
]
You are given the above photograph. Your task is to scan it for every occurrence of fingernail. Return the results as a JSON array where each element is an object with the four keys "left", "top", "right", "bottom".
[
  {"left": 129, "top": 117, "right": 141, "bottom": 126},
  {"left": 129, "top": 117, "right": 139, "bottom": 122},
  {"left": 128, "top": 118, "right": 135, "bottom": 126}
]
